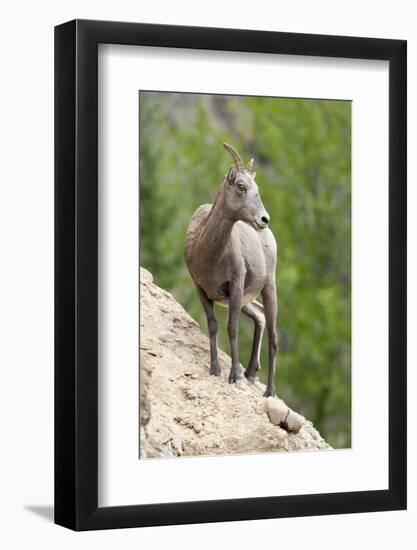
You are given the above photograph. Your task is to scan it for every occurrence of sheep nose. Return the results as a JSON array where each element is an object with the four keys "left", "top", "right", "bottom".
[{"left": 261, "top": 215, "right": 270, "bottom": 225}]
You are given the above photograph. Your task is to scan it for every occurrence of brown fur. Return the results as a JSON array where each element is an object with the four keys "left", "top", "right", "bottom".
[{"left": 184, "top": 144, "right": 279, "bottom": 397}]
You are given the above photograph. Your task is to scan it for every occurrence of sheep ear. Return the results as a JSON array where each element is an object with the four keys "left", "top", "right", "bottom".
[
  {"left": 247, "top": 158, "right": 254, "bottom": 172},
  {"left": 251, "top": 171, "right": 256, "bottom": 179},
  {"left": 227, "top": 165, "right": 237, "bottom": 185}
]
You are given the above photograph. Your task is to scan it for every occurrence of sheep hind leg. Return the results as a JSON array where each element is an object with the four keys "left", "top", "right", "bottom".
[
  {"left": 241, "top": 300, "right": 265, "bottom": 383},
  {"left": 261, "top": 283, "right": 278, "bottom": 398}
]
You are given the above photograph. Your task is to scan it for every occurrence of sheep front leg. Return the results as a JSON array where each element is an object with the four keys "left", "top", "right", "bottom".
[
  {"left": 196, "top": 285, "right": 221, "bottom": 376},
  {"left": 261, "top": 282, "right": 278, "bottom": 397},
  {"left": 228, "top": 281, "right": 244, "bottom": 384}
]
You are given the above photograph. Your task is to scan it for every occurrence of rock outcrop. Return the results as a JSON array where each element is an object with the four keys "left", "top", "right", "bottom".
[{"left": 140, "top": 268, "right": 330, "bottom": 458}]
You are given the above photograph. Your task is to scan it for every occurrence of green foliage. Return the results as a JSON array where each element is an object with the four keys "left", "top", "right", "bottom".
[{"left": 140, "top": 92, "right": 351, "bottom": 448}]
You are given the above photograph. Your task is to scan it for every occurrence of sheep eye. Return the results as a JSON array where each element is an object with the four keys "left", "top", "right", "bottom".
[{"left": 238, "top": 184, "right": 246, "bottom": 192}]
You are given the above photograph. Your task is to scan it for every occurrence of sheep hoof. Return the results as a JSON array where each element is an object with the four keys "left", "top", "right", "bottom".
[
  {"left": 244, "top": 361, "right": 260, "bottom": 381},
  {"left": 228, "top": 368, "right": 243, "bottom": 384},
  {"left": 263, "top": 386, "right": 276, "bottom": 398},
  {"left": 209, "top": 364, "right": 221, "bottom": 376}
]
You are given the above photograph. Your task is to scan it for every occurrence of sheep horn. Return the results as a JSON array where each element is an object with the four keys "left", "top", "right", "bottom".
[{"left": 223, "top": 143, "right": 244, "bottom": 171}]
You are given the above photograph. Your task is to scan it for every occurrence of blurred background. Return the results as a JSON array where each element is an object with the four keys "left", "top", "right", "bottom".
[{"left": 139, "top": 91, "right": 351, "bottom": 448}]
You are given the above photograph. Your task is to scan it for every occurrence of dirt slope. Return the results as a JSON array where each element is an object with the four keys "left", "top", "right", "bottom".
[{"left": 140, "top": 268, "right": 330, "bottom": 458}]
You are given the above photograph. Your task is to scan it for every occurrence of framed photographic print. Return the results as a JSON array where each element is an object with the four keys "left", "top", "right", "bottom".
[{"left": 55, "top": 19, "right": 407, "bottom": 530}]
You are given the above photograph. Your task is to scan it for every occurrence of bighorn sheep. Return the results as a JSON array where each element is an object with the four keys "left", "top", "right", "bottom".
[{"left": 184, "top": 143, "right": 278, "bottom": 397}]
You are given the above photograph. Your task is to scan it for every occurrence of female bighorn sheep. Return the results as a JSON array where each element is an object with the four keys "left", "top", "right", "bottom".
[{"left": 184, "top": 143, "right": 278, "bottom": 397}]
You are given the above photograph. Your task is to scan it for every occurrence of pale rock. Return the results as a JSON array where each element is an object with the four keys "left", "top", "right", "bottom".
[
  {"left": 139, "top": 267, "right": 330, "bottom": 457},
  {"left": 266, "top": 397, "right": 304, "bottom": 433},
  {"left": 140, "top": 267, "right": 153, "bottom": 284}
]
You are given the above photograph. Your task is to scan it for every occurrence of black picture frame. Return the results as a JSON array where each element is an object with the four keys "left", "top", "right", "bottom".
[{"left": 55, "top": 19, "right": 407, "bottom": 531}]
